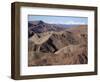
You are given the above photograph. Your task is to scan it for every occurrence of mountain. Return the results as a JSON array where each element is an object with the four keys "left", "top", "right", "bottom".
[
  {"left": 28, "top": 20, "right": 87, "bottom": 66},
  {"left": 28, "top": 20, "right": 62, "bottom": 37},
  {"left": 28, "top": 20, "right": 79, "bottom": 37},
  {"left": 28, "top": 30, "right": 87, "bottom": 52}
]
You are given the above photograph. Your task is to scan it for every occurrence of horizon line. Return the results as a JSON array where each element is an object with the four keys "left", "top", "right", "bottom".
[{"left": 28, "top": 20, "right": 88, "bottom": 25}]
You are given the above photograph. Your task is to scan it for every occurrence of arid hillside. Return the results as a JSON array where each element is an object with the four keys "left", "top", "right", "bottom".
[{"left": 28, "top": 21, "right": 87, "bottom": 66}]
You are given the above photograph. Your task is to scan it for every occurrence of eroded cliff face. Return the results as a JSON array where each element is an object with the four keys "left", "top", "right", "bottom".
[{"left": 28, "top": 21, "right": 88, "bottom": 66}]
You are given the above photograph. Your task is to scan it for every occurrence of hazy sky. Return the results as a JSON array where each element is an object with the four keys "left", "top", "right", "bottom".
[{"left": 28, "top": 15, "right": 88, "bottom": 25}]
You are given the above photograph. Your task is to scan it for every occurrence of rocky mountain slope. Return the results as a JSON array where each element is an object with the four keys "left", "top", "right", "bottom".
[
  {"left": 28, "top": 20, "right": 79, "bottom": 37},
  {"left": 28, "top": 20, "right": 87, "bottom": 66}
]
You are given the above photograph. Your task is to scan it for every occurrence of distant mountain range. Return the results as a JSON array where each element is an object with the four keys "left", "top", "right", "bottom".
[{"left": 28, "top": 20, "right": 82, "bottom": 37}]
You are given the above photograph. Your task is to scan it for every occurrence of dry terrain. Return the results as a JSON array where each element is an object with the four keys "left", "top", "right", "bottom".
[{"left": 28, "top": 21, "right": 88, "bottom": 66}]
